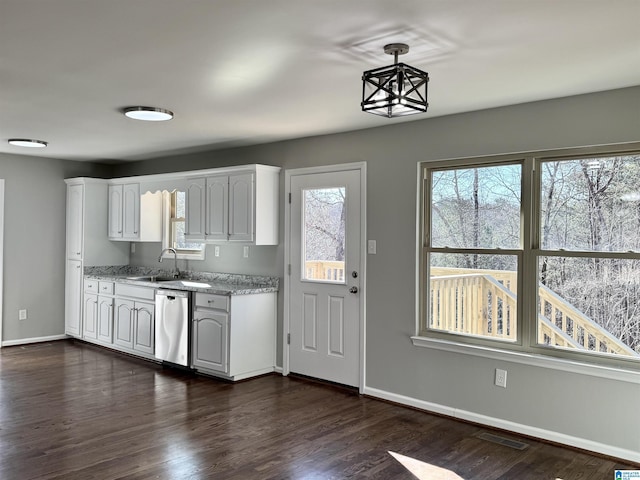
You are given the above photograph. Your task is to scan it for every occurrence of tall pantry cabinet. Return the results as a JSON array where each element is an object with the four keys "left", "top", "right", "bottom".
[{"left": 64, "top": 178, "right": 129, "bottom": 337}]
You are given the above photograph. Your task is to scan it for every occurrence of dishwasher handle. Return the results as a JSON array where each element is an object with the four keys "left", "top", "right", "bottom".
[{"left": 156, "top": 289, "right": 190, "bottom": 299}]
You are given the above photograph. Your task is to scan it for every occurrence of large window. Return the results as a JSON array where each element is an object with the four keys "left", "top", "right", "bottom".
[{"left": 419, "top": 146, "right": 640, "bottom": 368}]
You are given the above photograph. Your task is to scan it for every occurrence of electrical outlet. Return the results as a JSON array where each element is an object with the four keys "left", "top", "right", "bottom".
[
  {"left": 19, "top": 309, "right": 27, "bottom": 321},
  {"left": 495, "top": 368, "right": 507, "bottom": 388},
  {"left": 243, "top": 246, "right": 249, "bottom": 258},
  {"left": 214, "top": 246, "right": 220, "bottom": 257}
]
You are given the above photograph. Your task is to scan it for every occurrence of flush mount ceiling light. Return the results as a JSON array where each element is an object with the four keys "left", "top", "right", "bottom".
[
  {"left": 8, "top": 138, "right": 48, "bottom": 148},
  {"left": 361, "top": 43, "right": 429, "bottom": 118},
  {"left": 123, "top": 106, "right": 174, "bottom": 121}
]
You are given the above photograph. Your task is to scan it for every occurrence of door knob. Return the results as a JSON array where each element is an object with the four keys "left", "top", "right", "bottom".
[{"left": 349, "top": 286, "right": 358, "bottom": 294}]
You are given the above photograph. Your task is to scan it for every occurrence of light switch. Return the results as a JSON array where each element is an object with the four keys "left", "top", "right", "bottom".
[{"left": 367, "top": 240, "right": 377, "bottom": 254}]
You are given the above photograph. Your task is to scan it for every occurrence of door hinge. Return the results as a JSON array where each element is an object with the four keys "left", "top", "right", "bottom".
[
  {"left": 288, "top": 192, "right": 291, "bottom": 204},
  {"left": 287, "top": 333, "right": 290, "bottom": 345}
]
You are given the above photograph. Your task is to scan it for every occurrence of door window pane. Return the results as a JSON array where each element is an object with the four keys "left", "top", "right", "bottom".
[
  {"left": 303, "top": 187, "right": 346, "bottom": 283},
  {"left": 431, "top": 164, "right": 521, "bottom": 249},
  {"left": 541, "top": 155, "right": 640, "bottom": 252},
  {"left": 429, "top": 253, "right": 518, "bottom": 341},
  {"left": 538, "top": 256, "right": 640, "bottom": 357}
]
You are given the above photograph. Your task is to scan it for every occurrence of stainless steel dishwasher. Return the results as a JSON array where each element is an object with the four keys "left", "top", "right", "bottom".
[{"left": 155, "top": 289, "right": 190, "bottom": 367}]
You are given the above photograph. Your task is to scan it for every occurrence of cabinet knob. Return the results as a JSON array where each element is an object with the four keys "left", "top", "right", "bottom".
[{"left": 76, "top": 252, "right": 81, "bottom": 255}]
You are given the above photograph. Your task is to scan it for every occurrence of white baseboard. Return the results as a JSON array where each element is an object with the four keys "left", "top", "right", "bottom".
[
  {"left": 1, "top": 334, "right": 69, "bottom": 347},
  {"left": 274, "top": 366, "right": 283, "bottom": 374},
  {"left": 364, "top": 386, "right": 640, "bottom": 464}
]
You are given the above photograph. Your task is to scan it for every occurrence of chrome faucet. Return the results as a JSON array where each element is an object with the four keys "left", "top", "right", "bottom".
[{"left": 158, "top": 248, "right": 180, "bottom": 278}]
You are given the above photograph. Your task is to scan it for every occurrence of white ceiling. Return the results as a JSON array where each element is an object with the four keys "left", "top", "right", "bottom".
[{"left": 2, "top": 0, "right": 639, "bottom": 163}]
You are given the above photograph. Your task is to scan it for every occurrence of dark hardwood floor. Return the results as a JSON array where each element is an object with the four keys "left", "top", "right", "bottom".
[{"left": 0, "top": 340, "right": 635, "bottom": 479}]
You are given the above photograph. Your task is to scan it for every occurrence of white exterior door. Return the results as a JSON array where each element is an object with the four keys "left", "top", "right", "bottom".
[{"left": 287, "top": 166, "right": 364, "bottom": 388}]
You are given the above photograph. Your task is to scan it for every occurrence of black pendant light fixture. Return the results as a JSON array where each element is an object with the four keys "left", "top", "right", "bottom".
[{"left": 361, "top": 43, "right": 429, "bottom": 118}]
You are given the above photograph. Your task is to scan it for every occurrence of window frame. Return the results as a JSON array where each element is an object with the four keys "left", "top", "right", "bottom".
[
  {"left": 416, "top": 143, "right": 640, "bottom": 371},
  {"left": 161, "top": 191, "right": 205, "bottom": 261}
]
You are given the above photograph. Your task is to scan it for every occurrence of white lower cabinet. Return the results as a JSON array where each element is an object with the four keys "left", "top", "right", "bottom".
[
  {"left": 192, "top": 310, "right": 229, "bottom": 373},
  {"left": 65, "top": 259, "right": 84, "bottom": 337},
  {"left": 83, "top": 293, "right": 98, "bottom": 340},
  {"left": 81, "top": 280, "right": 155, "bottom": 360},
  {"left": 83, "top": 280, "right": 112, "bottom": 340},
  {"left": 133, "top": 303, "right": 155, "bottom": 354},
  {"left": 97, "top": 296, "right": 114, "bottom": 344},
  {"left": 80, "top": 277, "right": 276, "bottom": 381},
  {"left": 114, "top": 297, "right": 155, "bottom": 355},
  {"left": 191, "top": 291, "right": 276, "bottom": 381}
]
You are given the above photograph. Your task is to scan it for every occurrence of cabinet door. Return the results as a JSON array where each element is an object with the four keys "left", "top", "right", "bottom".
[
  {"left": 228, "top": 173, "right": 254, "bottom": 242},
  {"left": 108, "top": 185, "right": 123, "bottom": 239},
  {"left": 192, "top": 311, "right": 229, "bottom": 373},
  {"left": 97, "top": 296, "right": 114, "bottom": 344},
  {"left": 65, "top": 259, "right": 83, "bottom": 336},
  {"left": 67, "top": 184, "right": 84, "bottom": 259},
  {"left": 133, "top": 302, "right": 155, "bottom": 354},
  {"left": 205, "top": 175, "right": 228, "bottom": 240},
  {"left": 185, "top": 178, "right": 206, "bottom": 241},
  {"left": 114, "top": 298, "right": 134, "bottom": 349},
  {"left": 83, "top": 293, "right": 98, "bottom": 340},
  {"left": 122, "top": 183, "right": 140, "bottom": 240}
]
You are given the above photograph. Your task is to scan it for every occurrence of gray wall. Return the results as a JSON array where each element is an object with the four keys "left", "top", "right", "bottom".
[
  {"left": 114, "top": 86, "right": 640, "bottom": 458},
  {"left": 0, "top": 153, "right": 110, "bottom": 341}
]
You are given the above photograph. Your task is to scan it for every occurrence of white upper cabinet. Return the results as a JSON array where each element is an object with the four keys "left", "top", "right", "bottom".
[
  {"left": 185, "top": 165, "right": 279, "bottom": 245},
  {"left": 185, "top": 178, "right": 206, "bottom": 239},
  {"left": 66, "top": 184, "right": 84, "bottom": 260},
  {"left": 205, "top": 174, "right": 228, "bottom": 240},
  {"left": 108, "top": 183, "right": 162, "bottom": 242},
  {"left": 107, "top": 185, "right": 123, "bottom": 238},
  {"left": 122, "top": 183, "right": 140, "bottom": 239},
  {"left": 228, "top": 172, "right": 254, "bottom": 242}
]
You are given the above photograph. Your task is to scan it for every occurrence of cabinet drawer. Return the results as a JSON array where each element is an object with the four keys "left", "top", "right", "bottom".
[
  {"left": 84, "top": 279, "right": 99, "bottom": 293},
  {"left": 99, "top": 281, "right": 114, "bottom": 295},
  {"left": 194, "top": 293, "right": 230, "bottom": 311},
  {"left": 115, "top": 283, "right": 155, "bottom": 301}
]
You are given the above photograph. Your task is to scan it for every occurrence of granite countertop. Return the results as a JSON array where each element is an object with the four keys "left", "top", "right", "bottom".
[{"left": 84, "top": 266, "right": 279, "bottom": 296}]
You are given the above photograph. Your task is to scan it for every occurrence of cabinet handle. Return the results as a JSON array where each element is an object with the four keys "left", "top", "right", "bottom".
[
  {"left": 76, "top": 251, "right": 81, "bottom": 255},
  {"left": 118, "top": 230, "right": 122, "bottom": 234},
  {"left": 134, "top": 231, "right": 138, "bottom": 234},
  {"left": 76, "top": 265, "right": 81, "bottom": 269}
]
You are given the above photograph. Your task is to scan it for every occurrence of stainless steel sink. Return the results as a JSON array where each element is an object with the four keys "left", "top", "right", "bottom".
[
  {"left": 158, "top": 280, "right": 212, "bottom": 289},
  {"left": 126, "top": 275, "right": 180, "bottom": 282}
]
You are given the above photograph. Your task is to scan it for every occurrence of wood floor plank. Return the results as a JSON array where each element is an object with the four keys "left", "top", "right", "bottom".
[{"left": 0, "top": 340, "right": 636, "bottom": 479}]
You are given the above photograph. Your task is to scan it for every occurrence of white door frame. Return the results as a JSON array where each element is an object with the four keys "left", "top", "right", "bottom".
[
  {"left": 0, "top": 180, "right": 4, "bottom": 347},
  {"left": 283, "top": 162, "right": 367, "bottom": 393}
]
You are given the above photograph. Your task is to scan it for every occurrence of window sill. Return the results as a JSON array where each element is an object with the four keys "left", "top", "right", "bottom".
[{"left": 411, "top": 335, "right": 640, "bottom": 384}]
